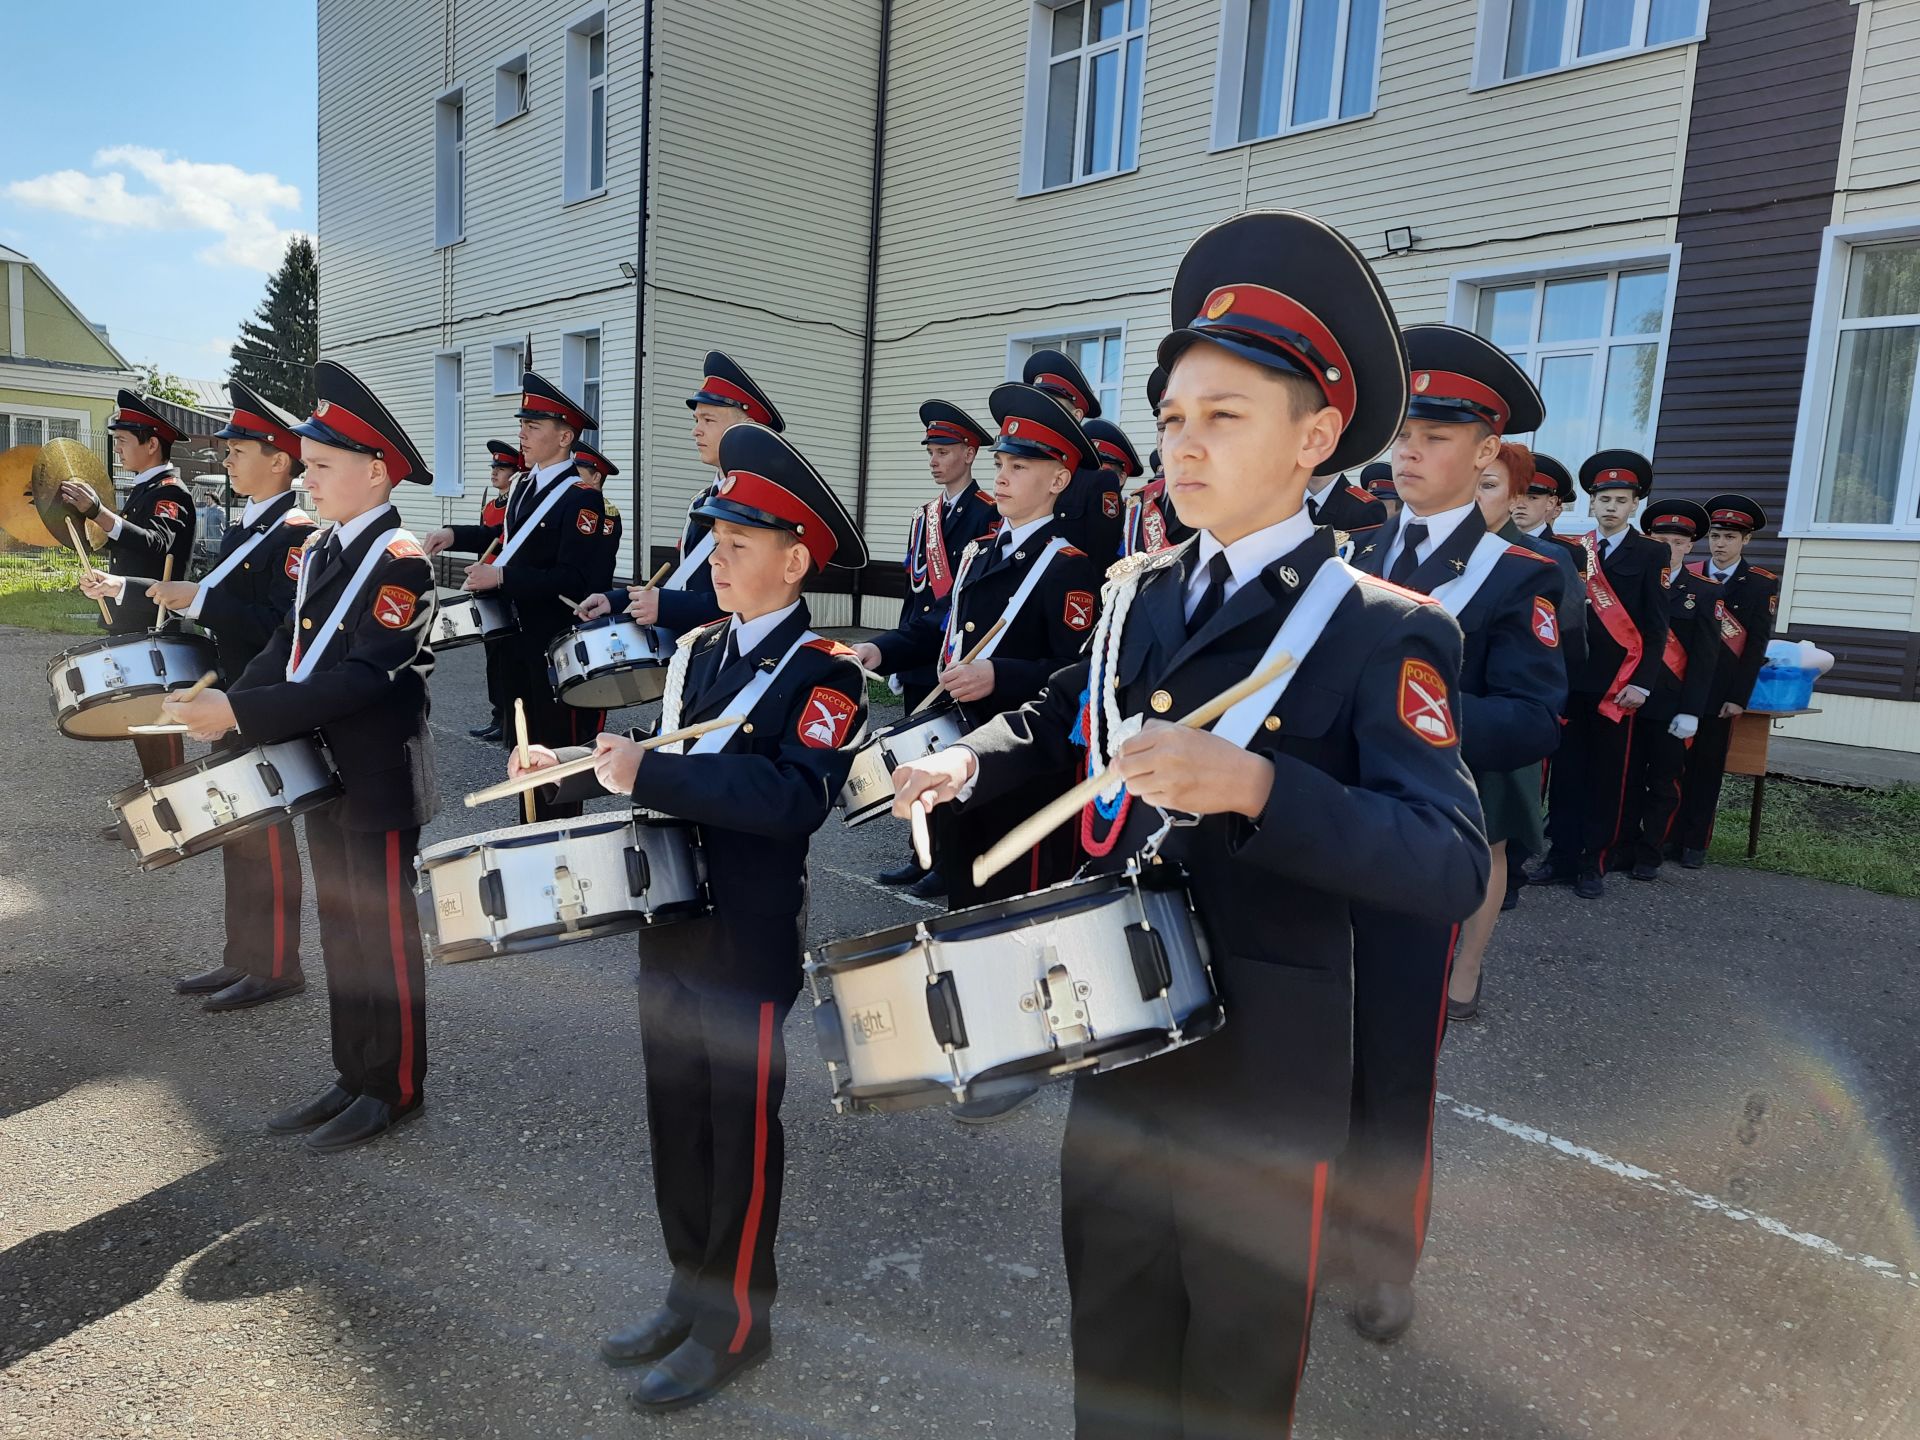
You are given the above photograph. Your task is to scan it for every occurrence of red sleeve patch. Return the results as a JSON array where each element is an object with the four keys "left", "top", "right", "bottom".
[
  {"left": 601, "top": 516, "right": 616, "bottom": 537},
  {"left": 1100, "top": 490, "right": 1121, "bottom": 518},
  {"left": 576, "top": 508, "right": 599, "bottom": 535},
  {"left": 1399, "top": 658, "right": 1457, "bottom": 747},
  {"left": 372, "top": 584, "right": 417, "bottom": 629},
  {"left": 1063, "top": 589, "right": 1096, "bottom": 631},
  {"left": 154, "top": 499, "right": 184, "bottom": 522},
  {"left": 797, "top": 685, "right": 858, "bottom": 750},
  {"left": 1768, "top": 593, "right": 1778, "bottom": 616},
  {"left": 386, "top": 536, "right": 425, "bottom": 559},
  {"left": 1531, "top": 595, "right": 1559, "bottom": 648},
  {"left": 284, "top": 548, "right": 303, "bottom": 580}
]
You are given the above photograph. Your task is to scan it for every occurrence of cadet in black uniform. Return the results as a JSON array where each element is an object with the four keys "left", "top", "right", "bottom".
[
  {"left": 464, "top": 441, "right": 528, "bottom": 743},
  {"left": 1304, "top": 465, "right": 1389, "bottom": 534},
  {"left": 143, "top": 381, "right": 316, "bottom": 1011},
  {"left": 895, "top": 211, "right": 1488, "bottom": 1440},
  {"left": 1533, "top": 451, "right": 1670, "bottom": 898},
  {"left": 63, "top": 390, "right": 198, "bottom": 785},
  {"left": 165, "top": 361, "right": 439, "bottom": 1153},
  {"left": 571, "top": 439, "right": 624, "bottom": 591},
  {"left": 1340, "top": 326, "right": 1564, "bottom": 1340},
  {"left": 1359, "top": 459, "right": 1400, "bottom": 522},
  {"left": 1621, "top": 498, "right": 1721, "bottom": 879},
  {"left": 1025, "top": 348, "right": 1124, "bottom": 563},
  {"left": 512, "top": 424, "right": 868, "bottom": 1413},
  {"left": 1673, "top": 494, "right": 1778, "bottom": 867},
  {"left": 1121, "top": 367, "right": 1193, "bottom": 556}
]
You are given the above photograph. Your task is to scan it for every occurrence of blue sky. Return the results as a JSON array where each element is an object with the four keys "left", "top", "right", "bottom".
[{"left": 0, "top": 3, "right": 317, "bottom": 382}]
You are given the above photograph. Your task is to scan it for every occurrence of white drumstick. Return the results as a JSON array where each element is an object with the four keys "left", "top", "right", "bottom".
[
  {"left": 463, "top": 714, "right": 747, "bottom": 808},
  {"left": 910, "top": 797, "right": 933, "bottom": 872}
]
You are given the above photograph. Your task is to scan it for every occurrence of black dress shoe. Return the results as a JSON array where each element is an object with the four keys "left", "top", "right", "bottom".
[
  {"left": 1574, "top": 870, "right": 1605, "bottom": 900},
  {"left": 1629, "top": 860, "right": 1659, "bottom": 882},
  {"left": 1446, "top": 968, "right": 1483, "bottom": 1022},
  {"left": 267, "top": 1083, "right": 357, "bottom": 1134},
  {"left": 1500, "top": 887, "right": 1520, "bottom": 912},
  {"left": 306, "top": 1094, "right": 422, "bottom": 1153},
  {"left": 204, "top": 974, "right": 306, "bottom": 1012},
  {"left": 875, "top": 859, "right": 927, "bottom": 886},
  {"left": 628, "top": 1337, "right": 771, "bottom": 1413},
  {"left": 601, "top": 1307, "right": 693, "bottom": 1368},
  {"left": 906, "top": 868, "right": 948, "bottom": 900},
  {"left": 175, "top": 964, "right": 247, "bottom": 995},
  {"left": 1681, "top": 848, "right": 1707, "bottom": 869},
  {"left": 469, "top": 721, "right": 503, "bottom": 742},
  {"left": 1353, "top": 1281, "right": 1416, "bottom": 1342},
  {"left": 1527, "top": 862, "right": 1573, "bottom": 887}
]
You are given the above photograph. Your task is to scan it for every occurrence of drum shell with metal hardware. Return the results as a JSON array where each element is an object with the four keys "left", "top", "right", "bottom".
[
  {"left": 428, "top": 593, "right": 516, "bottom": 651},
  {"left": 837, "top": 702, "right": 968, "bottom": 826},
  {"left": 111, "top": 736, "right": 340, "bottom": 871},
  {"left": 47, "top": 631, "right": 221, "bottom": 740},
  {"left": 547, "top": 616, "right": 670, "bottom": 709},
  {"left": 805, "top": 867, "right": 1220, "bottom": 1113},
  {"left": 416, "top": 812, "right": 709, "bottom": 964}
]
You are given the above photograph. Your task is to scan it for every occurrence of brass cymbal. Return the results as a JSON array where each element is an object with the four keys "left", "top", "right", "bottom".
[
  {"left": 0, "top": 444, "right": 52, "bottom": 547},
  {"left": 33, "top": 438, "right": 111, "bottom": 552}
]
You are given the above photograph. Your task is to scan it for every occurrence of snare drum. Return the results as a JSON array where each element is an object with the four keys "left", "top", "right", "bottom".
[
  {"left": 112, "top": 737, "right": 341, "bottom": 870},
  {"left": 547, "top": 617, "right": 671, "bottom": 708},
  {"left": 47, "top": 631, "right": 220, "bottom": 740},
  {"left": 806, "top": 866, "right": 1220, "bottom": 1113},
  {"left": 416, "top": 812, "right": 708, "bottom": 963},
  {"left": 837, "top": 702, "right": 969, "bottom": 826},
  {"left": 429, "top": 593, "right": 516, "bottom": 651}
]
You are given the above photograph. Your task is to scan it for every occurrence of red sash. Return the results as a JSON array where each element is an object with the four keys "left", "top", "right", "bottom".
[
  {"left": 923, "top": 497, "right": 955, "bottom": 600},
  {"left": 1124, "top": 481, "right": 1171, "bottom": 556},
  {"left": 1685, "top": 562, "right": 1748, "bottom": 658},
  {"left": 1583, "top": 530, "right": 1643, "bottom": 722}
]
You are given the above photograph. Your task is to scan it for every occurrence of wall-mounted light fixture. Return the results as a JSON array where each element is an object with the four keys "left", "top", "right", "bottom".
[
  {"left": 1383, "top": 227, "right": 1417, "bottom": 256},
  {"left": 618, "top": 261, "right": 638, "bottom": 280}
]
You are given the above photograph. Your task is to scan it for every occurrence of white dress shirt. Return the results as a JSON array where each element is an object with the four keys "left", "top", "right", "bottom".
[
  {"left": 1185, "top": 507, "right": 1318, "bottom": 614},
  {"left": 1380, "top": 499, "right": 1477, "bottom": 578},
  {"left": 724, "top": 599, "right": 802, "bottom": 658}
]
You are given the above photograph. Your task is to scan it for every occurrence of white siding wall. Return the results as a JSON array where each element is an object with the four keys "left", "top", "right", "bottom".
[{"left": 1836, "top": 0, "right": 1920, "bottom": 223}]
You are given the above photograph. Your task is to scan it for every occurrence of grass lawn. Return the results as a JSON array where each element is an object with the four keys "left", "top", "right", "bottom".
[
  {"left": 1710, "top": 775, "right": 1920, "bottom": 899},
  {"left": 0, "top": 549, "right": 100, "bottom": 635}
]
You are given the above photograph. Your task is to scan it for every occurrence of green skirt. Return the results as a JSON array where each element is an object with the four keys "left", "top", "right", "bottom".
[{"left": 1473, "top": 762, "right": 1546, "bottom": 852}]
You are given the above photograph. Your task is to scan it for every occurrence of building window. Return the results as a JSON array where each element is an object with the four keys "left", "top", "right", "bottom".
[
  {"left": 0, "top": 411, "right": 85, "bottom": 447},
  {"left": 1012, "top": 328, "right": 1126, "bottom": 420},
  {"left": 433, "top": 352, "right": 464, "bottom": 497},
  {"left": 564, "top": 9, "right": 609, "bottom": 204},
  {"left": 1488, "top": 0, "right": 1708, "bottom": 83},
  {"left": 434, "top": 88, "right": 465, "bottom": 247},
  {"left": 1024, "top": 0, "right": 1148, "bottom": 193},
  {"left": 1811, "top": 239, "right": 1920, "bottom": 529},
  {"left": 494, "top": 51, "right": 530, "bottom": 125},
  {"left": 492, "top": 340, "right": 525, "bottom": 396},
  {"left": 1464, "top": 262, "right": 1672, "bottom": 516},
  {"left": 562, "top": 328, "right": 603, "bottom": 447},
  {"left": 1216, "top": 0, "right": 1381, "bottom": 147}
]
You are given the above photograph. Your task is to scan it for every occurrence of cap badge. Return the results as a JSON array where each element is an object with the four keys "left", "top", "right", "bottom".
[
  {"left": 315, "top": 400, "right": 331, "bottom": 417},
  {"left": 1206, "top": 291, "right": 1236, "bottom": 320},
  {"left": 1007, "top": 420, "right": 1020, "bottom": 434},
  {"left": 1414, "top": 373, "right": 1431, "bottom": 393},
  {"left": 717, "top": 474, "right": 736, "bottom": 495}
]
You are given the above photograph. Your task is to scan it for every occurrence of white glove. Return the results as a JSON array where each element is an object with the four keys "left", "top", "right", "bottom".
[{"left": 1668, "top": 714, "right": 1698, "bottom": 742}]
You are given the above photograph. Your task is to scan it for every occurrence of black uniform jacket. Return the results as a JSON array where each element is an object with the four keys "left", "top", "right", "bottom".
[
  {"left": 106, "top": 468, "right": 198, "bottom": 635},
  {"left": 1055, "top": 465, "right": 1125, "bottom": 565},
  {"left": 1353, "top": 509, "right": 1566, "bottom": 773},
  {"left": 548, "top": 603, "right": 867, "bottom": 995},
  {"left": 871, "top": 517, "right": 1102, "bottom": 729},
  {"left": 1513, "top": 524, "right": 1588, "bottom": 675},
  {"left": 194, "top": 491, "right": 315, "bottom": 683},
  {"left": 1655, "top": 567, "right": 1723, "bottom": 721},
  {"left": 1307, "top": 480, "right": 1388, "bottom": 535},
  {"left": 886, "top": 482, "right": 1000, "bottom": 694},
  {"left": 448, "top": 481, "right": 517, "bottom": 558},
  {"left": 1689, "top": 559, "right": 1778, "bottom": 710},
  {"left": 230, "top": 505, "right": 438, "bottom": 832},
  {"left": 963, "top": 529, "right": 1488, "bottom": 1159},
  {"left": 1570, "top": 529, "right": 1670, "bottom": 698},
  {"left": 485, "top": 468, "right": 607, "bottom": 650},
  {"left": 595, "top": 503, "right": 623, "bottom": 593}
]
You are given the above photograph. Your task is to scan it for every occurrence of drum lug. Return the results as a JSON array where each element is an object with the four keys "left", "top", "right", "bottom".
[
  {"left": 624, "top": 844, "right": 652, "bottom": 898},
  {"left": 63, "top": 665, "right": 83, "bottom": 695},
  {"left": 479, "top": 869, "right": 508, "bottom": 921},
  {"left": 256, "top": 760, "right": 285, "bottom": 797},
  {"left": 547, "top": 862, "right": 588, "bottom": 928},
  {"left": 1126, "top": 922, "right": 1172, "bottom": 1000},
  {"left": 1039, "top": 958, "right": 1092, "bottom": 1047},
  {"left": 924, "top": 971, "right": 969, "bottom": 1054},
  {"left": 152, "top": 796, "right": 181, "bottom": 836}
]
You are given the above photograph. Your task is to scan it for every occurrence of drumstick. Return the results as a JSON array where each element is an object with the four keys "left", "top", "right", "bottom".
[
  {"left": 970, "top": 651, "right": 1297, "bottom": 890},
  {"left": 142, "top": 672, "right": 226, "bottom": 733},
  {"left": 910, "top": 797, "right": 934, "bottom": 873},
  {"left": 910, "top": 618, "right": 1007, "bottom": 717},
  {"left": 66, "top": 518, "right": 114, "bottom": 625},
  {"left": 155, "top": 554, "right": 174, "bottom": 623},
  {"left": 557, "top": 595, "right": 583, "bottom": 612},
  {"left": 513, "top": 698, "right": 536, "bottom": 824},
  {"left": 642, "top": 561, "right": 672, "bottom": 589},
  {"left": 462, "top": 714, "right": 747, "bottom": 808}
]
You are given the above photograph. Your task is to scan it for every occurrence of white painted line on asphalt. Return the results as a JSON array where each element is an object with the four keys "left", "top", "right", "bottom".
[
  {"left": 819, "top": 865, "right": 945, "bottom": 912},
  {"left": 1438, "top": 1092, "right": 1920, "bottom": 1290}
]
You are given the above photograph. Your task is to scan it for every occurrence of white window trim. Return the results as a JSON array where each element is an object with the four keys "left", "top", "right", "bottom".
[
  {"left": 490, "top": 337, "right": 526, "bottom": 396},
  {"left": 493, "top": 48, "right": 531, "bottom": 126},
  {"left": 562, "top": 5, "right": 611, "bottom": 207},
  {"left": 1470, "top": 0, "right": 1710, "bottom": 92},
  {"left": 1018, "top": 1, "right": 1150, "bottom": 198},
  {"left": 1785, "top": 215, "right": 1920, "bottom": 542},
  {"left": 0, "top": 402, "right": 92, "bottom": 447},
  {"left": 1004, "top": 319, "right": 1132, "bottom": 420},
  {"left": 561, "top": 324, "right": 604, "bottom": 441},
  {"left": 432, "top": 349, "right": 465, "bottom": 498},
  {"left": 433, "top": 84, "right": 465, "bottom": 249},
  {"left": 1209, "top": 0, "right": 1384, "bottom": 153}
]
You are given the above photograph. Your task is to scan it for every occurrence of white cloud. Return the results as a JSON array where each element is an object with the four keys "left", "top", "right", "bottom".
[{"left": 4, "top": 146, "right": 304, "bottom": 271}]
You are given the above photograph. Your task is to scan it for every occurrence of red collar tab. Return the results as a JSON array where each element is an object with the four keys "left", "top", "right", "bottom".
[
  {"left": 1194, "top": 284, "right": 1357, "bottom": 426},
  {"left": 311, "top": 399, "right": 412, "bottom": 483},
  {"left": 1000, "top": 415, "right": 1083, "bottom": 472},
  {"left": 1034, "top": 373, "right": 1092, "bottom": 413},
  {"left": 1409, "top": 369, "right": 1510, "bottom": 434},
  {"left": 716, "top": 469, "right": 836, "bottom": 568},
  {"left": 698, "top": 375, "right": 773, "bottom": 427}
]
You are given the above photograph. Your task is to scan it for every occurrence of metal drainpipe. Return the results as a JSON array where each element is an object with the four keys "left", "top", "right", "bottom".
[
  {"left": 849, "top": 0, "right": 894, "bottom": 628},
  {"left": 629, "top": 0, "right": 657, "bottom": 580}
]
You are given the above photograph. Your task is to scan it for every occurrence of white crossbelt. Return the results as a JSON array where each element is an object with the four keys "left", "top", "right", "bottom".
[
  {"left": 1426, "top": 531, "right": 1511, "bottom": 618},
  {"left": 197, "top": 504, "right": 305, "bottom": 594},
  {"left": 493, "top": 476, "right": 581, "bottom": 567},
  {"left": 659, "top": 628, "right": 822, "bottom": 754},
  {"left": 1209, "top": 560, "right": 1359, "bottom": 748},
  {"left": 942, "top": 536, "right": 1070, "bottom": 665},
  {"left": 286, "top": 527, "right": 406, "bottom": 681}
]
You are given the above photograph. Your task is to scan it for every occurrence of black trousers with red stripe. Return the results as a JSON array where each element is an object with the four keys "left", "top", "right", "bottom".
[
  {"left": 303, "top": 806, "right": 426, "bottom": 1108},
  {"left": 132, "top": 730, "right": 184, "bottom": 782},
  {"left": 1675, "top": 711, "right": 1735, "bottom": 853},
  {"left": 1062, "top": 1078, "right": 1328, "bottom": 1440},
  {"left": 1333, "top": 913, "right": 1455, "bottom": 1289},
  {"left": 1544, "top": 693, "right": 1638, "bottom": 875},
  {"left": 1622, "top": 695, "right": 1690, "bottom": 870},
  {"left": 220, "top": 818, "right": 303, "bottom": 981},
  {"left": 637, "top": 959, "right": 794, "bottom": 1356}
]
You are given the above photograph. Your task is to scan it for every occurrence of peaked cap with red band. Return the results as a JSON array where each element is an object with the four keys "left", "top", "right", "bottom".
[
  {"left": 107, "top": 389, "right": 185, "bottom": 446},
  {"left": 516, "top": 369, "right": 597, "bottom": 433},
  {"left": 1402, "top": 323, "right": 1544, "bottom": 438},
  {"left": 988, "top": 383, "right": 1094, "bottom": 475},
  {"left": 1160, "top": 209, "right": 1407, "bottom": 475},
  {"left": 1084, "top": 418, "right": 1144, "bottom": 478},
  {"left": 292, "top": 360, "right": 432, "bottom": 485},
  {"left": 487, "top": 440, "right": 528, "bottom": 472},
  {"left": 686, "top": 349, "right": 784, "bottom": 431},
  {"left": 918, "top": 399, "right": 991, "bottom": 449},
  {"left": 1702, "top": 492, "right": 1766, "bottom": 533},
  {"left": 1359, "top": 459, "right": 1398, "bottom": 500},
  {"left": 694, "top": 423, "right": 866, "bottom": 572},
  {"left": 1146, "top": 365, "right": 1168, "bottom": 413},
  {"left": 1642, "top": 497, "right": 1709, "bottom": 538},
  {"left": 1579, "top": 448, "right": 1653, "bottom": 500},
  {"left": 215, "top": 379, "right": 303, "bottom": 463},
  {"left": 1021, "top": 349, "right": 1102, "bottom": 421},
  {"left": 571, "top": 441, "right": 620, "bottom": 478},
  {"left": 1527, "top": 452, "right": 1576, "bottom": 503}
]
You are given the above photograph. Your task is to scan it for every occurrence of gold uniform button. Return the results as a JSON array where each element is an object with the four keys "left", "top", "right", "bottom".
[
  {"left": 1264, "top": 715, "right": 1282, "bottom": 732},
  {"left": 301, "top": 618, "right": 313, "bottom": 630},
  {"left": 1149, "top": 690, "right": 1172, "bottom": 714},
  {"left": 965, "top": 621, "right": 977, "bottom": 632},
  {"left": 742, "top": 722, "right": 755, "bottom": 734}
]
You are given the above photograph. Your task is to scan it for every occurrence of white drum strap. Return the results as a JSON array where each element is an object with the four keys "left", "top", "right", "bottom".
[
  {"left": 939, "top": 536, "right": 1070, "bottom": 667},
  {"left": 198, "top": 503, "right": 308, "bottom": 593},
  {"left": 1209, "top": 560, "right": 1358, "bottom": 748},
  {"left": 664, "top": 530, "right": 716, "bottom": 591},
  {"left": 493, "top": 476, "right": 581, "bottom": 567},
  {"left": 1427, "top": 530, "right": 1511, "bottom": 618},
  {"left": 286, "top": 527, "right": 406, "bottom": 681},
  {"left": 663, "top": 629, "right": 821, "bottom": 754}
]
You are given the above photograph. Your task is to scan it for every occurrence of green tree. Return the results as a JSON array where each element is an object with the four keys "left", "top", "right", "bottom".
[
  {"left": 229, "top": 235, "right": 318, "bottom": 414},
  {"left": 133, "top": 362, "right": 196, "bottom": 407}
]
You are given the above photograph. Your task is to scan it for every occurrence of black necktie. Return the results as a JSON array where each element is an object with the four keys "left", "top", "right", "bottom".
[
  {"left": 1306, "top": 495, "right": 1322, "bottom": 523},
  {"left": 1389, "top": 522, "right": 1429, "bottom": 585},
  {"left": 1186, "top": 552, "right": 1232, "bottom": 632},
  {"left": 310, "top": 533, "right": 344, "bottom": 586}
]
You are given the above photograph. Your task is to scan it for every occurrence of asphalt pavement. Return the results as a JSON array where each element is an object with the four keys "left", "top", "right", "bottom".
[{"left": 2, "top": 627, "right": 1916, "bottom": 1439}]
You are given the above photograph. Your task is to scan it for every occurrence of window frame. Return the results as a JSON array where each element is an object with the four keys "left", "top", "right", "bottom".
[
  {"left": 491, "top": 338, "right": 526, "bottom": 397},
  {"left": 433, "top": 350, "right": 465, "bottom": 498},
  {"left": 433, "top": 85, "right": 465, "bottom": 249},
  {"left": 1786, "top": 217, "right": 1920, "bottom": 542},
  {"left": 1210, "top": 0, "right": 1386, "bottom": 152},
  {"left": 1447, "top": 244, "right": 1680, "bottom": 526},
  {"left": 1004, "top": 320, "right": 1132, "bottom": 425},
  {"left": 1471, "top": 0, "right": 1710, "bottom": 91},
  {"left": 493, "top": 49, "right": 531, "bottom": 126},
  {"left": 1019, "top": 0, "right": 1151, "bottom": 198},
  {"left": 563, "top": 6, "right": 610, "bottom": 207},
  {"left": 561, "top": 325, "right": 604, "bottom": 447},
  {"left": 0, "top": 403, "right": 91, "bottom": 449}
]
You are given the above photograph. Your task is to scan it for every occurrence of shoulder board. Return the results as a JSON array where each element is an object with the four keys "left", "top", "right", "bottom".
[
  {"left": 1751, "top": 566, "right": 1777, "bottom": 579},
  {"left": 1504, "top": 544, "right": 1554, "bottom": 564},
  {"left": 159, "top": 476, "right": 191, "bottom": 491},
  {"left": 605, "top": 503, "right": 621, "bottom": 517},
  {"left": 301, "top": 531, "right": 325, "bottom": 551},
  {"left": 1354, "top": 572, "right": 1443, "bottom": 607},
  {"left": 573, "top": 480, "right": 597, "bottom": 491},
  {"left": 1060, "top": 544, "right": 1086, "bottom": 558},
  {"left": 387, "top": 536, "right": 426, "bottom": 559},
  {"left": 803, "top": 636, "right": 855, "bottom": 658},
  {"left": 285, "top": 511, "right": 316, "bottom": 527},
  {"left": 1343, "top": 485, "right": 1374, "bottom": 505},
  {"left": 677, "top": 617, "right": 729, "bottom": 652},
  {"left": 1105, "top": 544, "right": 1186, "bottom": 584}
]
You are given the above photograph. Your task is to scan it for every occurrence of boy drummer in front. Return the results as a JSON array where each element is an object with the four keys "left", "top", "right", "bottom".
[
  {"left": 893, "top": 211, "right": 1489, "bottom": 1438},
  {"left": 511, "top": 424, "right": 868, "bottom": 1414}
]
